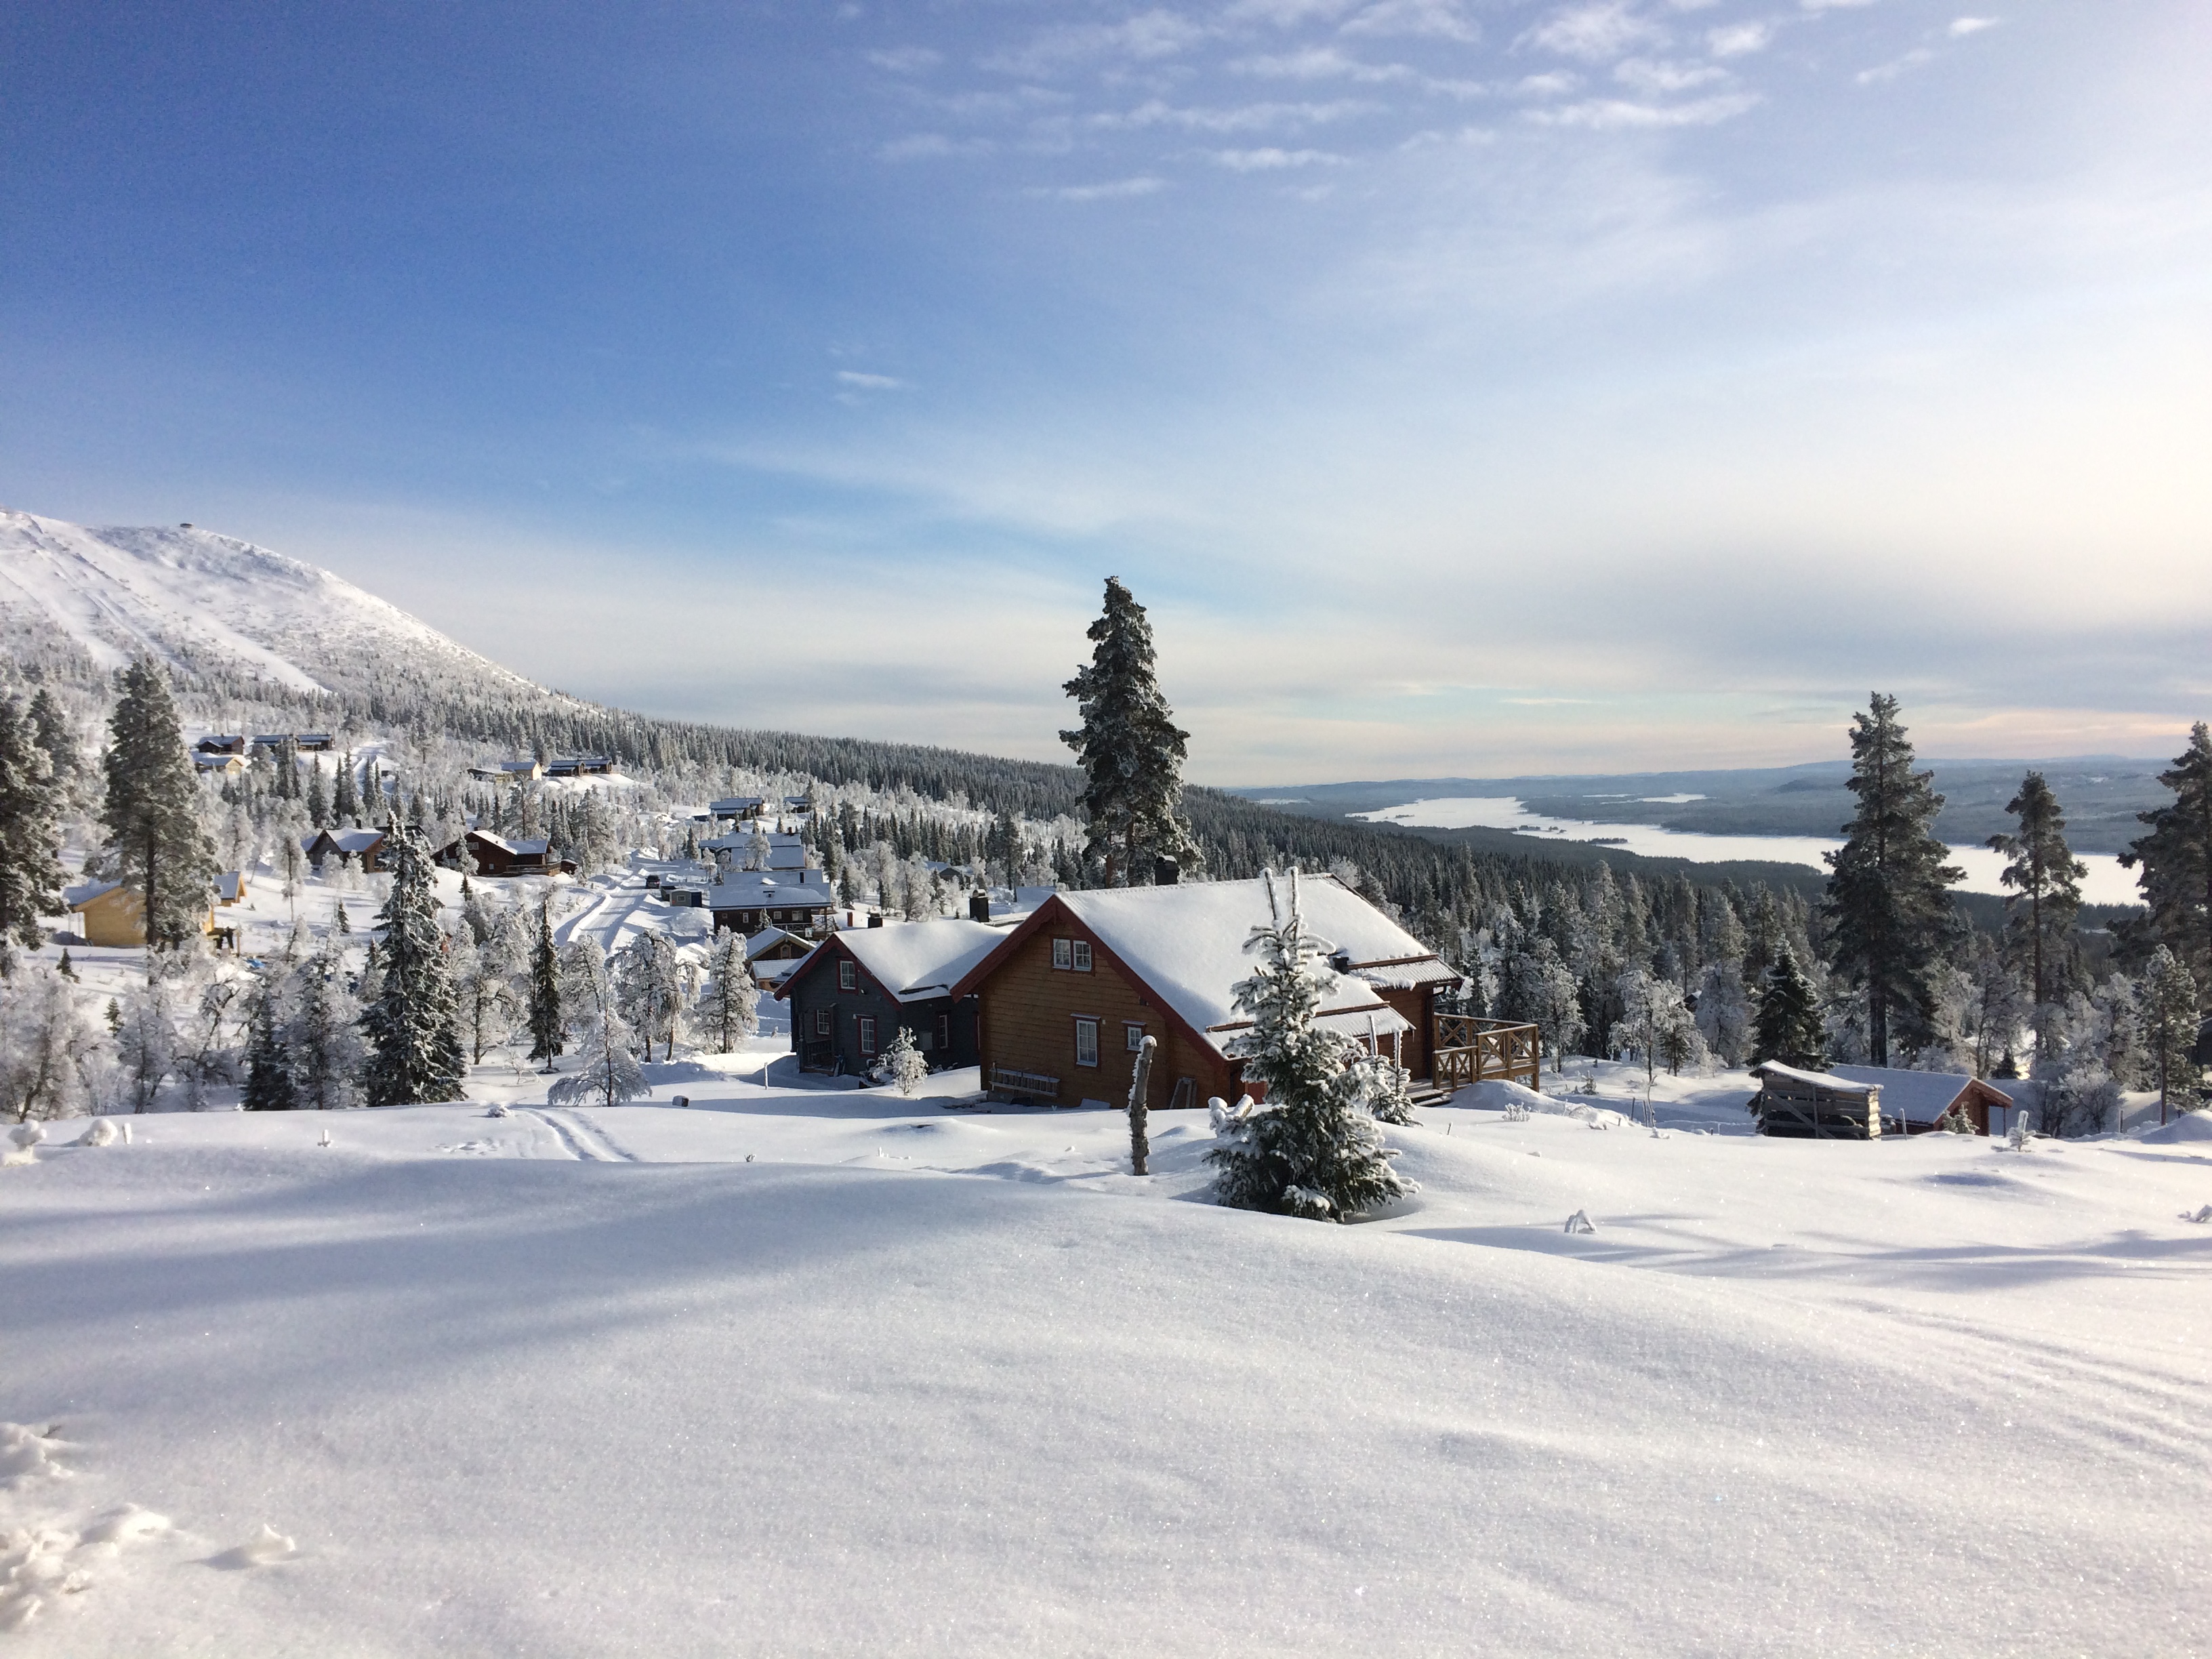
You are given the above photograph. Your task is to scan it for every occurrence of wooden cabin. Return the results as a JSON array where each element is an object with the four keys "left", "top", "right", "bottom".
[
  {"left": 214, "top": 872, "right": 248, "bottom": 906},
  {"left": 709, "top": 869, "right": 835, "bottom": 937},
  {"left": 64, "top": 880, "right": 216, "bottom": 948},
  {"left": 437, "top": 829, "right": 562, "bottom": 878},
  {"left": 193, "top": 752, "right": 246, "bottom": 777},
  {"left": 469, "top": 758, "right": 544, "bottom": 783},
  {"left": 302, "top": 827, "right": 388, "bottom": 874},
  {"left": 947, "top": 874, "right": 1462, "bottom": 1111},
  {"left": 195, "top": 734, "right": 247, "bottom": 756},
  {"left": 774, "top": 918, "right": 1002, "bottom": 1076},
  {"left": 545, "top": 755, "right": 615, "bottom": 777},
  {"left": 1751, "top": 1062, "right": 1883, "bottom": 1139},
  {"left": 1831, "top": 1066, "right": 2015, "bottom": 1135}
]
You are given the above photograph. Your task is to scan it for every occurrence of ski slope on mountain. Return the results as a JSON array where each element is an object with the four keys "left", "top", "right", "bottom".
[
  {"left": 0, "top": 508, "right": 537, "bottom": 705},
  {"left": 3, "top": 1070, "right": 2207, "bottom": 1657}
]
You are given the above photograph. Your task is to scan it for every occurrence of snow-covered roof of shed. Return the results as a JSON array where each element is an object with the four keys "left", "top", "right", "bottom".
[
  {"left": 304, "top": 827, "right": 385, "bottom": 854},
  {"left": 1347, "top": 956, "right": 1463, "bottom": 991},
  {"left": 1752, "top": 1061, "right": 1879, "bottom": 1097},
  {"left": 215, "top": 872, "right": 245, "bottom": 900},
  {"left": 468, "top": 832, "right": 551, "bottom": 857},
  {"left": 745, "top": 926, "right": 814, "bottom": 958},
  {"left": 832, "top": 918, "right": 1007, "bottom": 1004},
  {"left": 65, "top": 879, "right": 122, "bottom": 908},
  {"left": 1049, "top": 875, "right": 1444, "bottom": 1055},
  {"left": 1831, "top": 1066, "right": 1973, "bottom": 1120}
]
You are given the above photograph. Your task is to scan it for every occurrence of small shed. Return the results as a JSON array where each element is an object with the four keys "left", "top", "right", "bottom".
[
  {"left": 1751, "top": 1062, "right": 1883, "bottom": 1139},
  {"left": 1832, "top": 1066, "right": 2015, "bottom": 1135}
]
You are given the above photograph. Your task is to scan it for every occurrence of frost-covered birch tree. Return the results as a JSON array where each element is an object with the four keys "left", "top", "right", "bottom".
[{"left": 550, "top": 942, "right": 648, "bottom": 1106}]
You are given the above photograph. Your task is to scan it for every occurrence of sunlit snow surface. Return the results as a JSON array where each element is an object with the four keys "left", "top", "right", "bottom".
[
  {"left": 4, "top": 1054, "right": 2207, "bottom": 1656},
  {"left": 1354, "top": 796, "right": 2142, "bottom": 907}
]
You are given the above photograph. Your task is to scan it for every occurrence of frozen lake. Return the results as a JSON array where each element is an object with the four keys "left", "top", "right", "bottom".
[{"left": 1353, "top": 796, "right": 2142, "bottom": 907}]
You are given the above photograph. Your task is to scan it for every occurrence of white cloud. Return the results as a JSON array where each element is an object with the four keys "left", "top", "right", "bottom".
[
  {"left": 877, "top": 133, "right": 993, "bottom": 161},
  {"left": 1339, "top": 0, "right": 1481, "bottom": 43},
  {"left": 1528, "top": 90, "right": 1761, "bottom": 126},
  {"left": 1706, "top": 21, "right": 1772, "bottom": 56},
  {"left": 1212, "top": 147, "right": 1348, "bottom": 169},
  {"left": 867, "top": 46, "right": 943, "bottom": 74},
  {"left": 1613, "top": 57, "right": 1729, "bottom": 94},
  {"left": 983, "top": 9, "right": 1210, "bottom": 77},
  {"left": 1233, "top": 45, "right": 1415, "bottom": 81},
  {"left": 1521, "top": 3, "right": 1669, "bottom": 62},
  {"left": 1855, "top": 47, "right": 1933, "bottom": 84},
  {"left": 1948, "top": 16, "right": 1999, "bottom": 36},
  {"left": 835, "top": 371, "right": 909, "bottom": 390},
  {"left": 1027, "top": 176, "right": 1168, "bottom": 201},
  {"left": 1515, "top": 70, "right": 1583, "bottom": 97},
  {"left": 1099, "top": 97, "right": 1375, "bottom": 132}
]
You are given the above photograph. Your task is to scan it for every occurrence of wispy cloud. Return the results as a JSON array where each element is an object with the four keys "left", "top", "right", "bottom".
[
  {"left": 835, "top": 371, "right": 908, "bottom": 390},
  {"left": 1026, "top": 176, "right": 1168, "bottom": 201},
  {"left": 1211, "top": 146, "right": 1348, "bottom": 169},
  {"left": 1521, "top": 3, "right": 1670, "bottom": 63},
  {"left": 1948, "top": 16, "right": 1999, "bottom": 37},
  {"left": 1339, "top": 0, "right": 1481, "bottom": 44},
  {"left": 1097, "top": 97, "right": 1376, "bottom": 133},
  {"left": 867, "top": 46, "right": 942, "bottom": 75},
  {"left": 1527, "top": 90, "right": 1761, "bottom": 127},
  {"left": 1614, "top": 58, "right": 1730, "bottom": 94},
  {"left": 1855, "top": 47, "right": 1933, "bottom": 84},
  {"left": 1233, "top": 45, "right": 1416, "bottom": 81},
  {"left": 1706, "top": 21, "right": 1773, "bottom": 57},
  {"left": 983, "top": 9, "right": 1212, "bottom": 77},
  {"left": 878, "top": 133, "right": 993, "bottom": 161}
]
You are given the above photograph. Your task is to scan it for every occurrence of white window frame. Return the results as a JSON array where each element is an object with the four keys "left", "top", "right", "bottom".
[
  {"left": 858, "top": 1015, "right": 878, "bottom": 1057},
  {"left": 1071, "top": 939, "right": 1092, "bottom": 972},
  {"left": 838, "top": 959, "right": 857, "bottom": 991},
  {"left": 1125, "top": 1023, "right": 1146, "bottom": 1052},
  {"left": 1052, "top": 937, "right": 1072, "bottom": 970},
  {"left": 1073, "top": 1017, "right": 1099, "bottom": 1069},
  {"left": 813, "top": 1008, "right": 831, "bottom": 1036}
]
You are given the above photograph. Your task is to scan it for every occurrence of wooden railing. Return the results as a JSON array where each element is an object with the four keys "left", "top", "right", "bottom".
[{"left": 1431, "top": 1016, "right": 1542, "bottom": 1091}]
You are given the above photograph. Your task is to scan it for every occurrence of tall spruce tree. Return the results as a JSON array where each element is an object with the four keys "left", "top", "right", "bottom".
[
  {"left": 361, "top": 823, "right": 467, "bottom": 1105},
  {"left": 1749, "top": 942, "right": 1827, "bottom": 1069},
  {"left": 241, "top": 981, "right": 298, "bottom": 1111},
  {"left": 525, "top": 900, "right": 565, "bottom": 1071},
  {"left": 334, "top": 750, "right": 361, "bottom": 825},
  {"left": 2142, "top": 946, "right": 2202, "bottom": 1122},
  {"left": 1061, "top": 577, "right": 1195, "bottom": 886},
  {"left": 25, "top": 689, "right": 79, "bottom": 804},
  {"left": 0, "top": 697, "right": 67, "bottom": 975},
  {"left": 1988, "top": 771, "right": 2086, "bottom": 1049},
  {"left": 100, "top": 659, "right": 218, "bottom": 954},
  {"left": 1822, "top": 694, "right": 1963, "bottom": 1065},
  {"left": 2121, "top": 722, "right": 2212, "bottom": 989}
]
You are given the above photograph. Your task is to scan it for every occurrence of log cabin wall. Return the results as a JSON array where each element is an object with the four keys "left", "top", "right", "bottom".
[{"left": 976, "top": 920, "right": 1228, "bottom": 1109}]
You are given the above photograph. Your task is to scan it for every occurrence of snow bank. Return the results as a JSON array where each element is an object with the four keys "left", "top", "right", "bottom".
[
  {"left": 1460, "top": 1077, "right": 1629, "bottom": 1128},
  {"left": 2140, "top": 1111, "right": 2212, "bottom": 1145}
]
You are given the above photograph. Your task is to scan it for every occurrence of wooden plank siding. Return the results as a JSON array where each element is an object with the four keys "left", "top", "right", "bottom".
[
  {"left": 778, "top": 937, "right": 977, "bottom": 1077},
  {"left": 975, "top": 918, "right": 1224, "bottom": 1109}
]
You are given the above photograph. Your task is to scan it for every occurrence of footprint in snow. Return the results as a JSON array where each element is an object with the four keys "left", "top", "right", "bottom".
[{"left": 205, "top": 1525, "right": 298, "bottom": 1571}]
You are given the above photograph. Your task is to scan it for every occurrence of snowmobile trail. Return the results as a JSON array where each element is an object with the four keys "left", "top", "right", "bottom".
[{"left": 518, "top": 1107, "right": 638, "bottom": 1163}]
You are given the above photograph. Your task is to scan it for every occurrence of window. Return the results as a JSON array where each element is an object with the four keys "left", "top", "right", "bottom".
[
  {"left": 838, "top": 959, "right": 857, "bottom": 991},
  {"left": 858, "top": 1016, "right": 878, "bottom": 1057},
  {"left": 813, "top": 1009, "right": 830, "bottom": 1036},
  {"left": 1052, "top": 938, "right": 1072, "bottom": 970},
  {"left": 1071, "top": 940, "right": 1092, "bottom": 972},
  {"left": 1074, "top": 1018, "right": 1099, "bottom": 1069},
  {"left": 937, "top": 1013, "right": 951, "bottom": 1052},
  {"left": 1126, "top": 1023, "right": 1146, "bottom": 1052}
]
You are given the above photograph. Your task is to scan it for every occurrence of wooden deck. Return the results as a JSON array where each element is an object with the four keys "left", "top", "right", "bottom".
[{"left": 1431, "top": 1015, "right": 1541, "bottom": 1091}]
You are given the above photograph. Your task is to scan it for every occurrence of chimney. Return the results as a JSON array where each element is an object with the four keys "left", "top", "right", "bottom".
[
  {"left": 1153, "top": 856, "right": 1180, "bottom": 886},
  {"left": 867, "top": 912, "right": 884, "bottom": 928},
  {"left": 970, "top": 890, "right": 991, "bottom": 924}
]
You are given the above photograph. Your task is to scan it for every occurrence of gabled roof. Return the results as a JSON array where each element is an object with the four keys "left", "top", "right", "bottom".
[
  {"left": 708, "top": 796, "right": 765, "bottom": 815},
  {"left": 468, "top": 830, "right": 552, "bottom": 857},
  {"left": 1753, "top": 1061, "right": 1876, "bottom": 1097},
  {"left": 1830, "top": 1065, "right": 1990, "bottom": 1122},
  {"left": 305, "top": 827, "right": 385, "bottom": 855},
  {"left": 745, "top": 926, "right": 815, "bottom": 960},
  {"left": 949, "top": 875, "right": 1443, "bottom": 1062},
  {"left": 65, "top": 879, "right": 123, "bottom": 909},
  {"left": 777, "top": 918, "right": 1006, "bottom": 1004},
  {"left": 215, "top": 872, "right": 247, "bottom": 901},
  {"left": 708, "top": 869, "right": 834, "bottom": 909}
]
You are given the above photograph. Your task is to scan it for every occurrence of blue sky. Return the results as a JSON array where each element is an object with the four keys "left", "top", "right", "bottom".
[{"left": 4, "top": 1, "right": 2208, "bottom": 781}]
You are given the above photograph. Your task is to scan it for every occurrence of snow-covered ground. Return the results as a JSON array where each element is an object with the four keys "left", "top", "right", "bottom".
[{"left": 6, "top": 1045, "right": 2209, "bottom": 1655}]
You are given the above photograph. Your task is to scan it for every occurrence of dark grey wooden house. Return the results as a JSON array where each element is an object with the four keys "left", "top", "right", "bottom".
[{"left": 773, "top": 918, "right": 1007, "bottom": 1078}]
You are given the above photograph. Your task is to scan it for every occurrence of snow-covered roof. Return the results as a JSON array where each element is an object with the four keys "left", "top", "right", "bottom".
[
  {"left": 709, "top": 870, "right": 834, "bottom": 909},
  {"left": 708, "top": 796, "right": 765, "bottom": 816},
  {"left": 814, "top": 918, "right": 1008, "bottom": 1004},
  {"left": 65, "top": 879, "right": 122, "bottom": 909},
  {"left": 215, "top": 872, "right": 246, "bottom": 901},
  {"left": 305, "top": 827, "right": 385, "bottom": 855},
  {"left": 1831, "top": 1066, "right": 1974, "bottom": 1121},
  {"left": 1011, "top": 875, "right": 1446, "bottom": 1059},
  {"left": 1347, "top": 955, "right": 1463, "bottom": 991},
  {"left": 745, "top": 926, "right": 814, "bottom": 959},
  {"left": 468, "top": 831, "right": 552, "bottom": 857},
  {"left": 1753, "top": 1061, "right": 1879, "bottom": 1097}
]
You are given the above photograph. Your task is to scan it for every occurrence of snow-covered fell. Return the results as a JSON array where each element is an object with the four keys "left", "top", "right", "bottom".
[{"left": 0, "top": 508, "right": 537, "bottom": 705}]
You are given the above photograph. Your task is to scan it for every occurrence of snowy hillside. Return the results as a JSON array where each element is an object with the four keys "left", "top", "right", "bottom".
[{"left": 0, "top": 508, "right": 539, "bottom": 708}]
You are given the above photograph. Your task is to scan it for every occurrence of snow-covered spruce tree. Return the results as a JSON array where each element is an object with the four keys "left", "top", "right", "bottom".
[
  {"left": 874, "top": 1024, "right": 928, "bottom": 1097},
  {"left": 360, "top": 823, "right": 467, "bottom": 1106},
  {"left": 2142, "top": 947, "right": 2203, "bottom": 1118},
  {"left": 0, "top": 965, "right": 102, "bottom": 1122},
  {"left": 26, "top": 689, "right": 82, "bottom": 811},
  {"left": 0, "top": 696, "right": 67, "bottom": 975},
  {"left": 100, "top": 659, "right": 218, "bottom": 954},
  {"left": 525, "top": 900, "right": 564, "bottom": 1072},
  {"left": 1822, "top": 694, "right": 1964, "bottom": 1066},
  {"left": 1206, "top": 869, "right": 1413, "bottom": 1222},
  {"left": 1060, "top": 577, "right": 1196, "bottom": 886},
  {"left": 290, "top": 944, "right": 364, "bottom": 1111},
  {"left": 548, "top": 943, "right": 648, "bottom": 1107},
  {"left": 1989, "top": 771, "right": 2087, "bottom": 1051},
  {"left": 1964, "top": 934, "right": 2030, "bottom": 1079},
  {"left": 305, "top": 756, "right": 331, "bottom": 830},
  {"left": 1750, "top": 942, "right": 1827, "bottom": 1069},
  {"left": 1503, "top": 937, "right": 1584, "bottom": 1074},
  {"left": 112, "top": 975, "right": 178, "bottom": 1112},
  {"left": 2121, "top": 721, "right": 2212, "bottom": 989},
  {"left": 241, "top": 978, "right": 298, "bottom": 1111},
  {"left": 695, "top": 932, "right": 759, "bottom": 1054},
  {"left": 333, "top": 750, "right": 361, "bottom": 825}
]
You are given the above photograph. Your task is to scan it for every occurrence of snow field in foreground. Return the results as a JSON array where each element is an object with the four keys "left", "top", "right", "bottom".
[{"left": 3, "top": 1081, "right": 2209, "bottom": 1656}]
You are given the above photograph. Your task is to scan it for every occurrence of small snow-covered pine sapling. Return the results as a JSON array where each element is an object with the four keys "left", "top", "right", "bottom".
[
  {"left": 1128, "top": 1033, "right": 1155, "bottom": 1175},
  {"left": 875, "top": 1025, "right": 928, "bottom": 1098},
  {"left": 241, "top": 982, "right": 297, "bottom": 1111},
  {"left": 526, "top": 900, "right": 564, "bottom": 1072},
  {"left": 1205, "top": 867, "right": 1413, "bottom": 1222}
]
